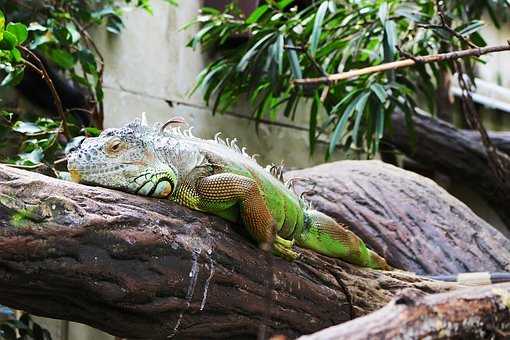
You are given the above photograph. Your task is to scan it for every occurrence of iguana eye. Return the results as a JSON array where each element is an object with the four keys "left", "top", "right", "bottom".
[{"left": 106, "top": 137, "right": 125, "bottom": 155}]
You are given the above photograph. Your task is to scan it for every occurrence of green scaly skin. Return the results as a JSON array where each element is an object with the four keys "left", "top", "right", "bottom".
[{"left": 67, "top": 118, "right": 390, "bottom": 270}]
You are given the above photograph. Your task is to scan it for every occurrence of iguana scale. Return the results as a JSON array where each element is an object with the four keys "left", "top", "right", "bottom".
[{"left": 67, "top": 118, "right": 390, "bottom": 270}]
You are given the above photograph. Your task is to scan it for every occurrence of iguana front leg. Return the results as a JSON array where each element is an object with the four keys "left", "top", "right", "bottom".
[{"left": 195, "top": 173, "right": 298, "bottom": 259}]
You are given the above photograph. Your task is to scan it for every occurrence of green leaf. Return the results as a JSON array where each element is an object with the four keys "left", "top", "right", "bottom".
[
  {"left": 12, "top": 121, "right": 42, "bottom": 134},
  {"left": 0, "top": 31, "right": 18, "bottom": 50},
  {"left": 370, "top": 83, "right": 387, "bottom": 103},
  {"left": 286, "top": 38, "right": 302, "bottom": 79},
  {"left": 65, "top": 136, "right": 85, "bottom": 154},
  {"left": 65, "top": 22, "right": 81, "bottom": 43},
  {"left": 6, "top": 23, "right": 28, "bottom": 45},
  {"left": 351, "top": 92, "right": 370, "bottom": 146},
  {"left": 10, "top": 48, "right": 22, "bottom": 62},
  {"left": 19, "top": 147, "right": 44, "bottom": 164},
  {"left": 0, "top": 10, "right": 4, "bottom": 41},
  {"left": 378, "top": 2, "right": 389, "bottom": 23},
  {"left": 275, "top": 34, "right": 284, "bottom": 75},
  {"left": 1, "top": 110, "right": 13, "bottom": 122},
  {"left": 49, "top": 49, "right": 76, "bottom": 69},
  {"left": 309, "top": 94, "right": 319, "bottom": 154},
  {"left": 77, "top": 49, "right": 97, "bottom": 74},
  {"left": 329, "top": 93, "right": 364, "bottom": 155},
  {"left": 375, "top": 104, "right": 385, "bottom": 140},
  {"left": 29, "top": 34, "right": 52, "bottom": 49},
  {"left": 1, "top": 68, "right": 24, "bottom": 87},
  {"left": 456, "top": 20, "right": 484, "bottom": 37},
  {"left": 237, "top": 33, "right": 274, "bottom": 72},
  {"left": 28, "top": 22, "right": 47, "bottom": 32},
  {"left": 383, "top": 20, "right": 397, "bottom": 62},
  {"left": 246, "top": 5, "right": 269, "bottom": 24},
  {"left": 83, "top": 127, "right": 102, "bottom": 137},
  {"left": 92, "top": 7, "right": 116, "bottom": 20},
  {"left": 277, "top": 0, "right": 294, "bottom": 10},
  {"left": 309, "top": 1, "right": 328, "bottom": 56}
]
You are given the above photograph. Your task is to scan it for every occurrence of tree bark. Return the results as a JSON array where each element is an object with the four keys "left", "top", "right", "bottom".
[
  {"left": 298, "top": 282, "right": 510, "bottom": 340},
  {"left": 0, "top": 163, "right": 507, "bottom": 339},
  {"left": 387, "top": 111, "right": 510, "bottom": 228}
]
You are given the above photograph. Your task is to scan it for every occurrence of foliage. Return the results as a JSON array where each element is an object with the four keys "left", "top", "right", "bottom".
[
  {"left": 189, "top": 0, "right": 509, "bottom": 158},
  {"left": 0, "top": 306, "right": 51, "bottom": 340},
  {"left": 0, "top": 0, "right": 176, "bottom": 167}
]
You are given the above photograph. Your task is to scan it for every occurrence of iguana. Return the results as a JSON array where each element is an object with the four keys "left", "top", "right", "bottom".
[{"left": 67, "top": 117, "right": 390, "bottom": 269}]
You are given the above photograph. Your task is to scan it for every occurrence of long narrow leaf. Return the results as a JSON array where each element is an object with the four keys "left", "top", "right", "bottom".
[
  {"left": 329, "top": 93, "right": 365, "bottom": 155},
  {"left": 309, "top": 2, "right": 329, "bottom": 56},
  {"left": 351, "top": 92, "right": 370, "bottom": 146},
  {"left": 309, "top": 93, "right": 320, "bottom": 154},
  {"left": 237, "top": 33, "right": 274, "bottom": 72},
  {"left": 286, "top": 38, "right": 302, "bottom": 79}
]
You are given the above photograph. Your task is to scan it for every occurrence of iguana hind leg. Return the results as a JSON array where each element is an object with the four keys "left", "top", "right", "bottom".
[
  {"left": 196, "top": 173, "right": 283, "bottom": 253},
  {"left": 297, "top": 210, "right": 390, "bottom": 270}
]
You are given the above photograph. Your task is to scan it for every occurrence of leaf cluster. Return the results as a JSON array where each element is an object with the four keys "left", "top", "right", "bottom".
[{"left": 189, "top": 0, "right": 509, "bottom": 158}]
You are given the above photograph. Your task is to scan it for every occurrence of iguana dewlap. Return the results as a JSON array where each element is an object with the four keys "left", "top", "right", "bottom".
[{"left": 67, "top": 118, "right": 390, "bottom": 270}]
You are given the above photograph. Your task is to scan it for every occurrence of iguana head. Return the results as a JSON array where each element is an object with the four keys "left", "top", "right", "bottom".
[{"left": 67, "top": 119, "right": 177, "bottom": 198}]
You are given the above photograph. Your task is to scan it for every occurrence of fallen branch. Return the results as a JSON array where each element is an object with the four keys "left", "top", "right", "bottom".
[
  {"left": 293, "top": 42, "right": 510, "bottom": 85},
  {"left": 299, "top": 283, "right": 510, "bottom": 340}
]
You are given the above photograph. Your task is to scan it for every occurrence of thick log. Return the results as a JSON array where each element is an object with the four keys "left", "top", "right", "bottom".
[
  {"left": 0, "top": 164, "right": 460, "bottom": 339},
  {"left": 387, "top": 111, "right": 510, "bottom": 227},
  {"left": 0, "top": 162, "right": 509, "bottom": 339},
  {"left": 287, "top": 161, "right": 510, "bottom": 275},
  {"left": 299, "top": 282, "right": 510, "bottom": 340}
]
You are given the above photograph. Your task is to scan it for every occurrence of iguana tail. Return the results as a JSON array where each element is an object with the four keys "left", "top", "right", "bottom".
[{"left": 296, "top": 209, "right": 390, "bottom": 270}]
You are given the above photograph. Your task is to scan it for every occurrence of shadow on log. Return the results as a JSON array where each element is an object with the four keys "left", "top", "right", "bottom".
[
  {"left": 387, "top": 111, "right": 510, "bottom": 228},
  {"left": 0, "top": 163, "right": 508, "bottom": 339}
]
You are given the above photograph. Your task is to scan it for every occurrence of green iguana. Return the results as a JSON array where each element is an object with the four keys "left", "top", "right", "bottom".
[{"left": 67, "top": 117, "right": 390, "bottom": 270}]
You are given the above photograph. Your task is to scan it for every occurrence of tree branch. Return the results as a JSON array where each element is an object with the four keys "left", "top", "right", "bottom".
[
  {"left": 293, "top": 42, "right": 510, "bottom": 85},
  {"left": 0, "top": 164, "right": 462, "bottom": 339}
]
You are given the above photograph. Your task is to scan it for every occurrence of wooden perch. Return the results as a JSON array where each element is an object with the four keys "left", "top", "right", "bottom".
[
  {"left": 299, "top": 282, "right": 510, "bottom": 339},
  {"left": 386, "top": 111, "right": 510, "bottom": 228},
  {"left": 0, "top": 163, "right": 508, "bottom": 339}
]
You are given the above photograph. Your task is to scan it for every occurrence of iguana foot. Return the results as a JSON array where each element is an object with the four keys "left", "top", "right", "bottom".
[{"left": 272, "top": 235, "right": 300, "bottom": 261}]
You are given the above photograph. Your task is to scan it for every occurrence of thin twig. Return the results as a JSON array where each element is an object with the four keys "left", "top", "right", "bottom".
[
  {"left": 19, "top": 46, "right": 70, "bottom": 139},
  {"left": 293, "top": 42, "right": 510, "bottom": 85}
]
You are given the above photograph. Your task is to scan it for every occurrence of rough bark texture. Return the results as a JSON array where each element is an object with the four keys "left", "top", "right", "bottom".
[
  {"left": 299, "top": 283, "right": 510, "bottom": 340},
  {"left": 287, "top": 160, "right": 510, "bottom": 275},
  {"left": 387, "top": 111, "right": 510, "bottom": 228},
  {"left": 0, "top": 162, "right": 508, "bottom": 339}
]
